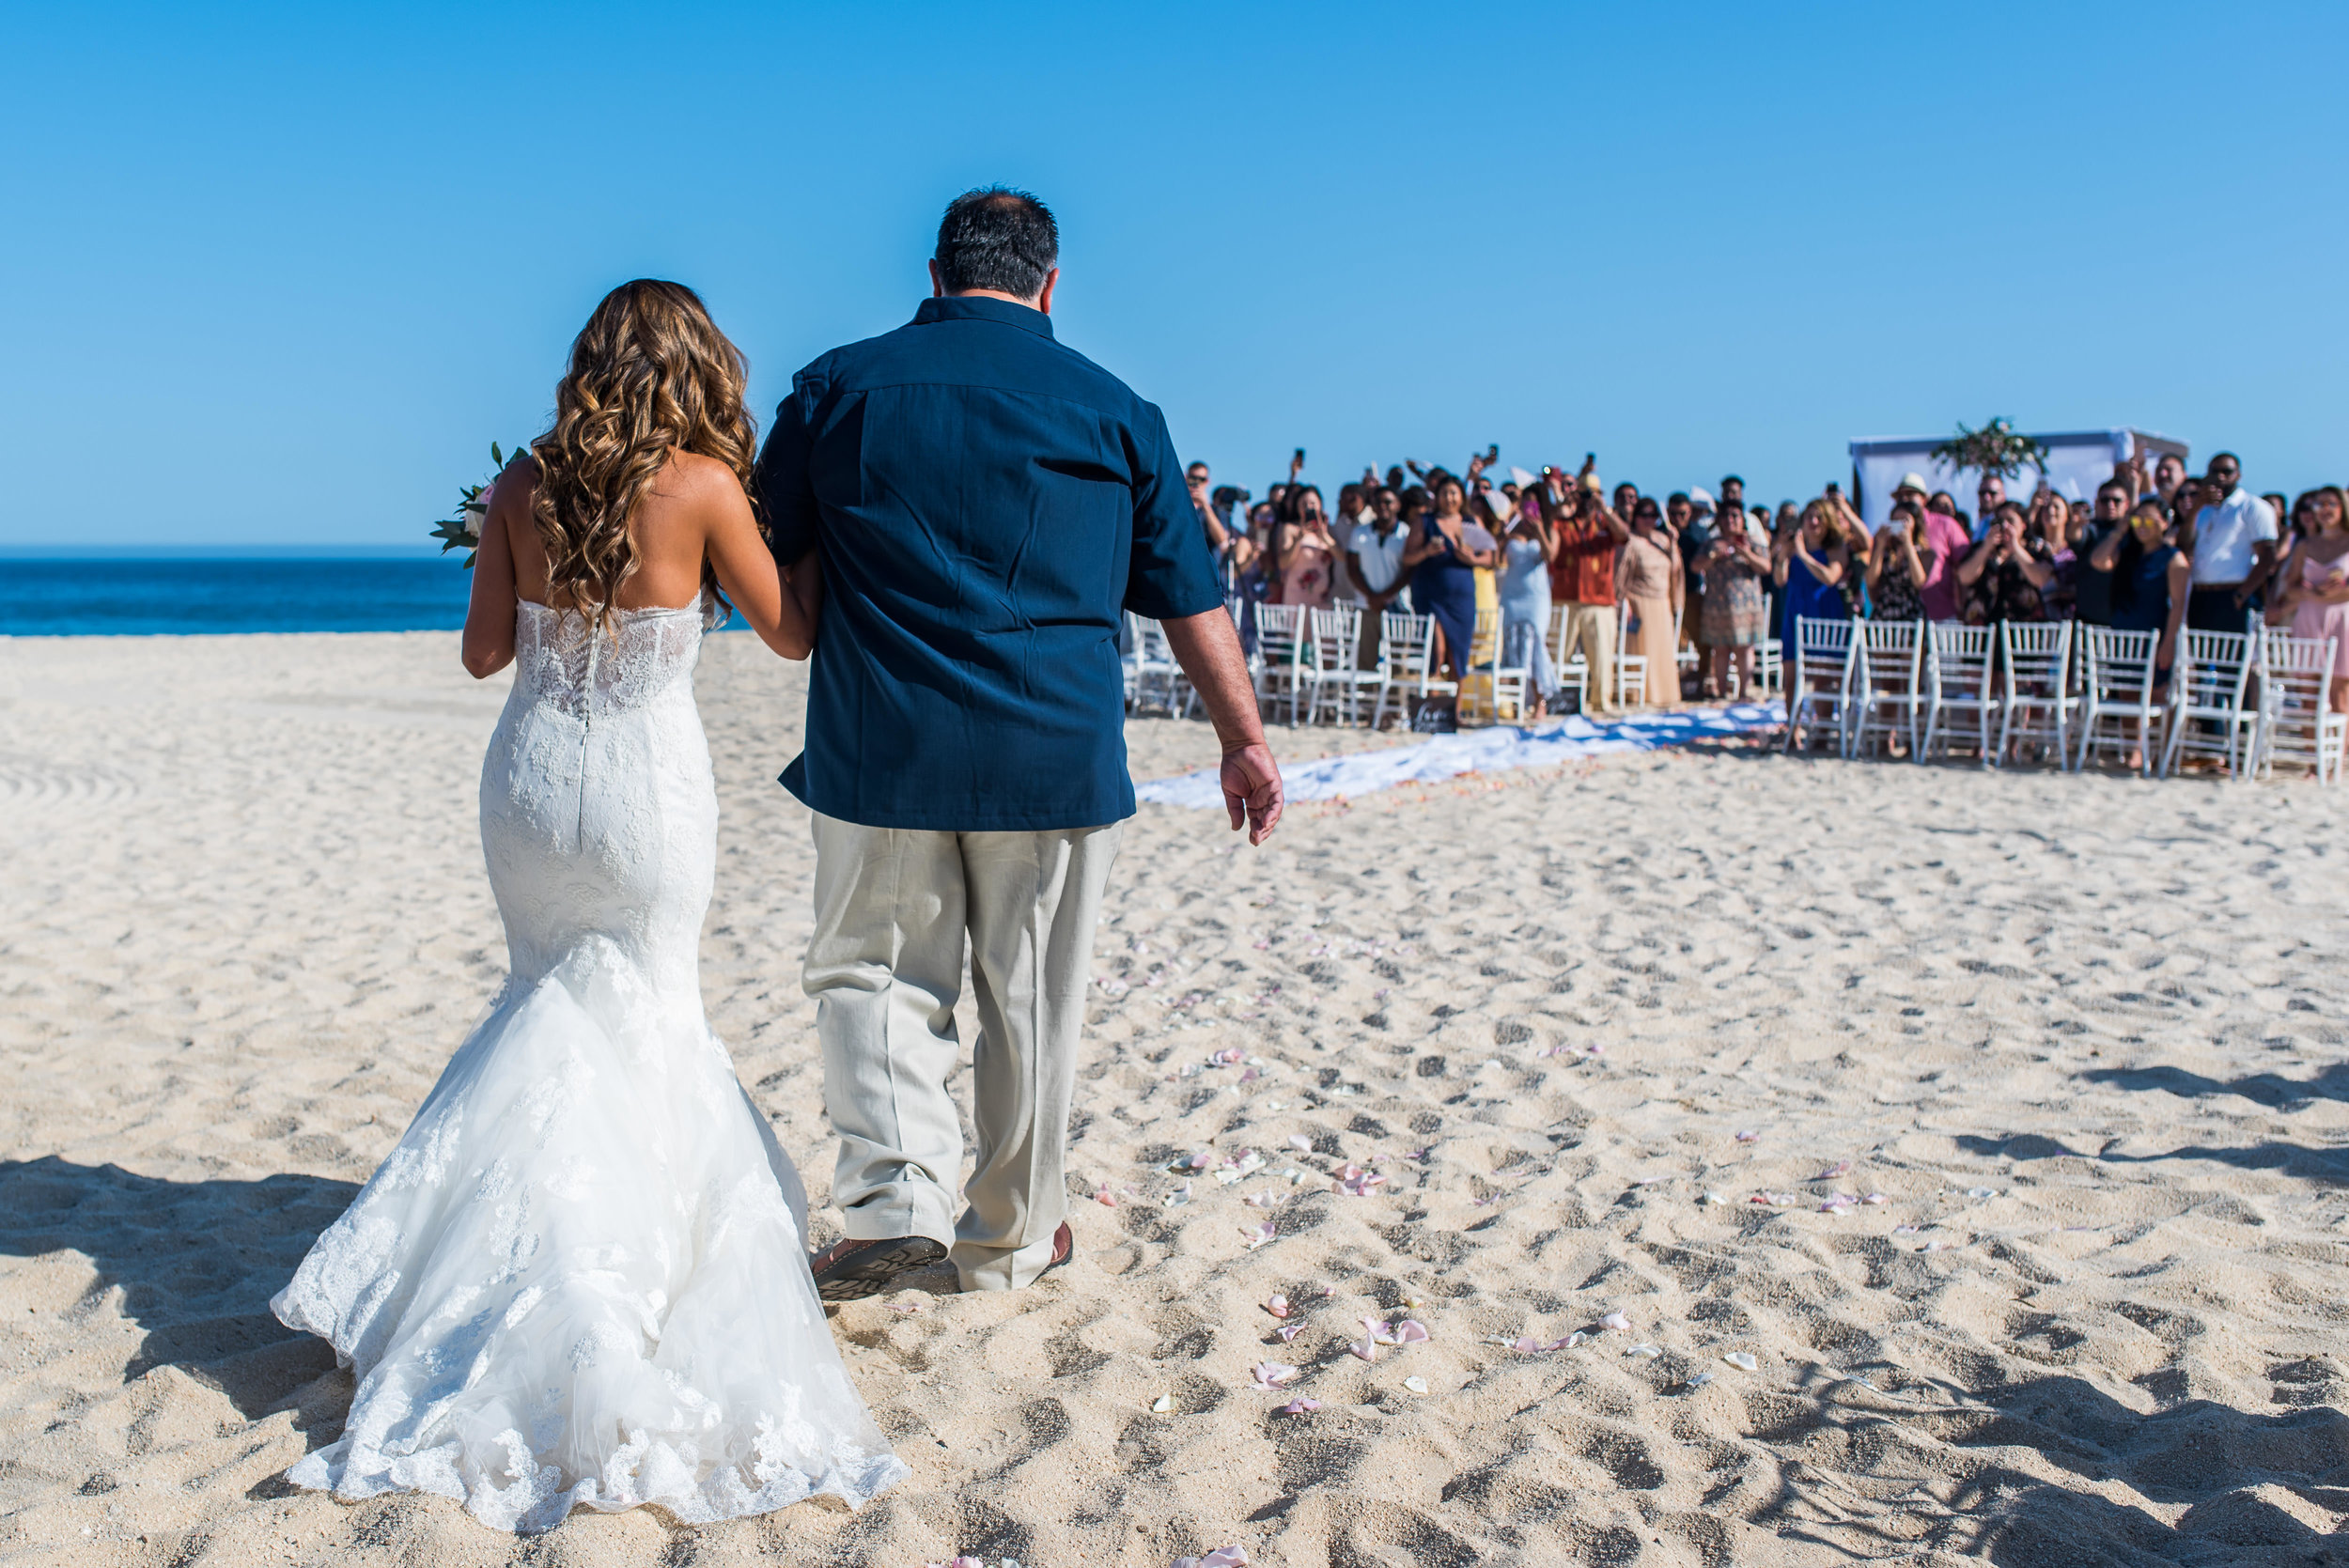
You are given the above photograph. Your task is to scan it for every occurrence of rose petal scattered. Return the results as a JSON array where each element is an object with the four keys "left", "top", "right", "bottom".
[
  {"left": 1250, "top": 1361, "right": 1299, "bottom": 1389},
  {"left": 1685, "top": 1370, "right": 1714, "bottom": 1390},
  {"left": 1813, "top": 1160, "right": 1853, "bottom": 1180},
  {"left": 1722, "top": 1351, "right": 1758, "bottom": 1372},
  {"left": 1598, "top": 1312, "right": 1630, "bottom": 1332},
  {"left": 1967, "top": 1187, "right": 1998, "bottom": 1199},
  {"left": 1151, "top": 1394, "right": 1174, "bottom": 1413},
  {"left": 1173, "top": 1547, "right": 1251, "bottom": 1568},
  {"left": 1626, "top": 1342, "right": 1662, "bottom": 1358},
  {"left": 1393, "top": 1319, "right": 1429, "bottom": 1344},
  {"left": 1276, "top": 1399, "right": 1320, "bottom": 1416},
  {"left": 1276, "top": 1323, "right": 1304, "bottom": 1342},
  {"left": 1264, "top": 1294, "right": 1290, "bottom": 1319},
  {"left": 1094, "top": 1186, "right": 1117, "bottom": 1207},
  {"left": 1735, "top": 1129, "right": 1762, "bottom": 1142},
  {"left": 1862, "top": 1192, "right": 1889, "bottom": 1205},
  {"left": 1402, "top": 1375, "right": 1429, "bottom": 1393},
  {"left": 1287, "top": 1136, "right": 1313, "bottom": 1152}
]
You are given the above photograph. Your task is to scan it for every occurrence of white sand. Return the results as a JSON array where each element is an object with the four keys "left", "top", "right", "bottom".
[{"left": 4, "top": 630, "right": 2347, "bottom": 1568}]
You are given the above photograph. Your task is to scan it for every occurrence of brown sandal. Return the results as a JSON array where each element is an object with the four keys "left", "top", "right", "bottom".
[{"left": 808, "top": 1234, "right": 947, "bottom": 1302}]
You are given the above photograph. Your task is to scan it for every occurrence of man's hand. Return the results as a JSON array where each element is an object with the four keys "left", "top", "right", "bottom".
[
  {"left": 1159, "top": 605, "right": 1283, "bottom": 848},
  {"left": 1220, "top": 743, "right": 1283, "bottom": 845}
]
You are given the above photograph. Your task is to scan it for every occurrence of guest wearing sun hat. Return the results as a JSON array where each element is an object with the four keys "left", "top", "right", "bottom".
[{"left": 1893, "top": 471, "right": 1970, "bottom": 621}]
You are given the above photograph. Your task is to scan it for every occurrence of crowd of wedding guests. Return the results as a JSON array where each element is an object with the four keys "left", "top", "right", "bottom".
[{"left": 1183, "top": 447, "right": 2349, "bottom": 722}]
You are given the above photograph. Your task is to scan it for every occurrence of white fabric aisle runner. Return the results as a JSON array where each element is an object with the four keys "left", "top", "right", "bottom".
[{"left": 1136, "top": 703, "right": 1785, "bottom": 809}]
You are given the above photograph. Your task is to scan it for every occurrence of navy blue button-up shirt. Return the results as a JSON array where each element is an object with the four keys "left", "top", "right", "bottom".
[{"left": 754, "top": 295, "right": 1223, "bottom": 831}]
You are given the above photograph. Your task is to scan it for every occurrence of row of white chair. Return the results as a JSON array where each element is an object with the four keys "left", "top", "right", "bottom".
[
  {"left": 1128, "top": 598, "right": 1787, "bottom": 730},
  {"left": 1783, "top": 615, "right": 2342, "bottom": 782}
]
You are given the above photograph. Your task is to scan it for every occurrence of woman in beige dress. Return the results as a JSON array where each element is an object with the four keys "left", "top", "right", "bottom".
[{"left": 1619, "top": 496, "right": 1683, "bottom": 708}]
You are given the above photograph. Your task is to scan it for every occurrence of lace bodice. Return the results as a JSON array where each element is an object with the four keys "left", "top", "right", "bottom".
[{"left": 512, "top": 595, "right": 720, "bottom": 722}]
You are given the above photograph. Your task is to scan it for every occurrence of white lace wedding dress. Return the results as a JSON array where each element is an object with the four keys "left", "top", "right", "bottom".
[{"left": 272, "top": 595, "right": 907, "bottom": 1533}]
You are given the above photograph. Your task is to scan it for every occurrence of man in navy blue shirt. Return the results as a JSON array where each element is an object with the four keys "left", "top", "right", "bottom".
[{"left": 756, "top": 188, "right": 1281, "bottom": 1298}]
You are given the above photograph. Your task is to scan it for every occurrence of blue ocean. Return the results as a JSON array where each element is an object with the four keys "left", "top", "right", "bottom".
[{"left": 0, "top": 554, "right": 742, "bottom": 636}]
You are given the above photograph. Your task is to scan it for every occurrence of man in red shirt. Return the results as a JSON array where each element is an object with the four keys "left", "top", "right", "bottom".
[{"left": 1549, "top": 481, "right": 1631, "bottom": 715}]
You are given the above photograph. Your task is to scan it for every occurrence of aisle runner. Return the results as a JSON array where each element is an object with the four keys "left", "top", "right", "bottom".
[{"left": 1136, "top": 703, "right": 1784, "bottom": 809}]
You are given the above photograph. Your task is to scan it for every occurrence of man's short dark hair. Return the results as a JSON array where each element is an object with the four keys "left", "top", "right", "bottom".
[
  {"left": 935, "top": 187, "right": 1059, "bottom": 300},
  {"left": 2096, "top": 477, "right": 2130, "bottom": 498},
  {"left": 1720, "top": 474, "right": 1744, "bottom": 489}
]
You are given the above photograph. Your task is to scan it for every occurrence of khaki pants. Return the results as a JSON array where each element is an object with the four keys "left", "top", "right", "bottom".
[
  {"left": 1563, "top": 600, "right": 1617, "bottom": 714},
  {"left": 804, "top": 812, "right": 1121, "bottom": 1291}
]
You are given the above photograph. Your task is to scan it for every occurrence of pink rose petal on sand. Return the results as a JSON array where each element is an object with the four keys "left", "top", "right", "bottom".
[
  {"left": 1277, "top": 1323, "right": 1305, "bottom": 1342},
  {"left": 1094, "top": 1186, "right": 1117, "bottom": 1207},
  {"left": 1264, "top": 1294, "right": 1290, "bottom": 1319},
  {"left": 1349, "top": 1339, "right": 1379, "bottom": 1361},
  {"left": 1174, "top": 1548, "right": 1252, "bottom": 1568},
  {"left": 1814, "top": 1159, "right": 1853, "bottom": 1180},
  {"left": 1599, "top": 1312, "right": 1630, "bottom": 1332},
  {"left": 1276, "top": 1399, "right": 1320, "bottom": 1416},
  {"left": 1393, "top": 1319, "right": 1429, "bottom": 1344},
  {"left": 1735, "top": 1129, "right": 1762, "bottom": 1142},
  {"left": 1251, "top": 1361, "right": 1299, "bottom": 1389},
  {"left": 1862, "top": 1192, "right": 1889, "bottom": 1205},
  {"left": 1241, "top": 1221, "right": 1276, "bottom": 1250}
]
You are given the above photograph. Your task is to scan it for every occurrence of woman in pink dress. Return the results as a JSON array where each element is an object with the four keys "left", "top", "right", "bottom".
[
  {"left": 1275, "top": 485, "right": 1337, "bottom": 609},
  {"left": 2278, "top": 484, "right": 2349, "bottom": 714}
]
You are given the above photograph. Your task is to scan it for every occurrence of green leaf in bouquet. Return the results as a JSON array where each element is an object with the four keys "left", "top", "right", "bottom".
[{"left": 490, "top": 441, "right": 505, "bottom": 467}]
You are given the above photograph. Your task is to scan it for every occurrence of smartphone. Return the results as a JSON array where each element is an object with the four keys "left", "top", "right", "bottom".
[{"left": 1294, "top": 448, "right": 1306, "bottom": 465}]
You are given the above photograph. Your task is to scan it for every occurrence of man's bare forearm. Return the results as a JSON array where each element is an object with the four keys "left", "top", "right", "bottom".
[{"left": 1160, "top": 607, "right": 1265, "bottom": 753}]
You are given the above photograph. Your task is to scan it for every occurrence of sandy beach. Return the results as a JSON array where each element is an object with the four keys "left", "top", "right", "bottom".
[{"left": 5, "top": 629, "right": 2348, "bottom": 1568}]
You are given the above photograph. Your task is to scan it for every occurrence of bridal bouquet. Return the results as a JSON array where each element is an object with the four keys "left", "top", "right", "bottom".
[{"left": 430, "top": 441, "right": 524, "bottom": 567}]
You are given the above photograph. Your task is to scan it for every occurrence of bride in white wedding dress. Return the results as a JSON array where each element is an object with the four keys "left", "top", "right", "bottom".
[{"left": 272, "top": 280, "right": 907, "bottom": 1533}]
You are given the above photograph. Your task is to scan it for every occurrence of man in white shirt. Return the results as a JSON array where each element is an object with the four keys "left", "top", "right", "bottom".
[
  {"left": 2183, "top": 451, "right": 2279, "bottom": 632},
  {"left": 1345, "top": 486, "right": 1411, "bottom": 667}
]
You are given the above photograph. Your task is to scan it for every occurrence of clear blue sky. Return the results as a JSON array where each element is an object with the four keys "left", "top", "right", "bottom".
[{"left": 3, "top": 1, "right": 2342, "bottom": 548}]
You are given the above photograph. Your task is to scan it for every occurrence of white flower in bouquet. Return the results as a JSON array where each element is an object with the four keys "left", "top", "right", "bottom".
[{"left": 431, "top": 441, "right": 525, "bottom": 567}]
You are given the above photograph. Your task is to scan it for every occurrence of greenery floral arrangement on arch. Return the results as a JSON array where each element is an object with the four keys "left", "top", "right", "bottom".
[
  {"left": 1928, "top": 418, "right": 2049, "bottom": 483},
  {"left": 429, "top": 442, "right": 528, "bottom": 568}
]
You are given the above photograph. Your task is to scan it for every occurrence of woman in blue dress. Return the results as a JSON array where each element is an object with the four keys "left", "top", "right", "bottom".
[
  {"left": 2089, "top": 497, "right": 2190, "bottom": 693},
  {"left": 1775, "top": 498, "right": 1855, "bottom": 646},
  {"left": 1402, "top": 475, "right": 1495, "bottom": 682}
]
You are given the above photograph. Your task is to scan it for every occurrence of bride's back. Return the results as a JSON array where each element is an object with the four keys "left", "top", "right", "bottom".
[{"left": 499, "top": 451, "right": 737, "bottom": 613}]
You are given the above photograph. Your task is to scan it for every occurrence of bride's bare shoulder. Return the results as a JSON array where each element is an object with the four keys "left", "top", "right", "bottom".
[
  {"left": 660, "top": 450, "right": 747, "bottom": 505},
  {"left": 489, "top": 453, "right": 542, "bottom": 516}
]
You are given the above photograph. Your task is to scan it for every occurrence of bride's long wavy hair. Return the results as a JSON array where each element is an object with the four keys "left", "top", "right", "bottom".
[{"left": 529, "top": 279, "right": 755, "bottom": 629}]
